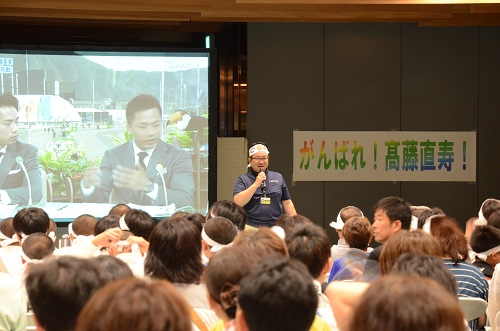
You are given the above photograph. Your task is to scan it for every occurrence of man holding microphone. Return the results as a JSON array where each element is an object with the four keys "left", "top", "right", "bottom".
[{"left": 233, "top": 142, "right": 297, "bottom": 228}]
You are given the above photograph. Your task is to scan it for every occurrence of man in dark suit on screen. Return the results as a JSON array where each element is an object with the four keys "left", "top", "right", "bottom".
[
  {"left": 0, "top": 93, "right": 42, "bottom": 205},
  {"left": 81, "top": 94, "right": 194, "bottom": 208}
]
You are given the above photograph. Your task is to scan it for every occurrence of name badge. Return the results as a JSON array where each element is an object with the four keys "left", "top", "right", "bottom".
[{"left": 260, "top": 197, "right": 271, "bottom": 205}]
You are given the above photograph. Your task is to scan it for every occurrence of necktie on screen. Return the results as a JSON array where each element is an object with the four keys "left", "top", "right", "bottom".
[{"left": 137, "top": 151, "right": 148, "bottom": 170}]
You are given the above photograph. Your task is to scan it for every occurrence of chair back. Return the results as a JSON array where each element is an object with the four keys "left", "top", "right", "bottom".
[{"left": 458, "top": 296, "right": 488, "bottom": 321}]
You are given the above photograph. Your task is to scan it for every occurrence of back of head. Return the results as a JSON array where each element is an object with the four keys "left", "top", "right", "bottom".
[
  {"left": 187, "top": 212, "right": 205, "bottom": 233},
  {"left": 373, "top": 196, "right": 412, "bottom": 230},
  {"left": 210, "top": 200, "right": 247, "bottom": 232},
  {"left": 108, "top": 204, "right": 131, "bottom": 217},
  {"left": 94, "top": 215, "right": 120, "bottom": 236},
  {"left": 0, "top": 217, "right": 15, "bottom": 238},
  {"left": 285, "top": 222, "right": 330, "bottom": 279},
  {"left": 72, "top": 214, "right": 98, "bottom": 236},
  {"left": 489, "top": 210, "right": 500, "bottom": 229},
  {"left": 380, "top": 229, "right": 443, "bottom": 274},
  {"left": 237, "top": 256, "right": 318, "bottom": 331},
  {"left": 91, "top": 255, "right": 134, "bottom": 282},
  {"left": 469, "top": 225, "right": 500, "bottom": 256},
  {"left": 123, "top": 209, "right": 156, "bottom": 240},
  {"left": 348, "top": 274, "right": 466, "bottom": 331},
  {"left": 145, "top": 216, "right": 203, "bottom": 284},
  {"left": 391, "top": 253, "right": 458, "bottom": 296},
  {"left": 22, "top": 233, "right": 55, "bottom": 261},
  {"left": 481, "top": 198, "right": 500, "bottom": 222},
  {"left": 75, "top": 278, "right": 191, "bottom": 331},
  {"left": 232, "top": 227, "right": 288, "bottom": 258},
  {"left": 275, "top": 214, "right": 313, "bottom": 237},
  {"left": 429, "top": 216, "right": 468, "bottom": 263},
  {"left": 342, "top": 216, "right": 373, "bottom": 251},
  {"left": 339, "top": 206, "right": 364, "bottom": 222},
  {"left": 25, "top": 256, "right": 109, "bottom": 331},
  {"left": 412, "top": 206, "right": 445, "bottom": 229},
  {"left": 13, "top": 207, "right": 50, "bottom": 236},
  {"left": 203, "top": 216, "right": 237, "bottom": 247},
  {"left": 205, "top": 246, "right": 260, "bottom": 319}
]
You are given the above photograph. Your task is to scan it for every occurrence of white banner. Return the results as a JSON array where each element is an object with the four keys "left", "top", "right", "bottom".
[{"left": 293, "top": 131, "right": 476, "bottom": 182}]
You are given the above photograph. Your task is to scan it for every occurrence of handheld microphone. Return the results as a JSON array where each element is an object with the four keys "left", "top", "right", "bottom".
[
  {"left": 156, "top": 164, "right": 168, "bottom": 206},
  {"left": 259, "top": 168, "right": 266, "bottom": 188},
  {"left": 16, "top": 156, "right": 32, "bottom": 205}
]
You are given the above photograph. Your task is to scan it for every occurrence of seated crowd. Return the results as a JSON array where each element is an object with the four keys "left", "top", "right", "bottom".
[{"left": 1, "top": 197, "right": 500, "bottom": 331}]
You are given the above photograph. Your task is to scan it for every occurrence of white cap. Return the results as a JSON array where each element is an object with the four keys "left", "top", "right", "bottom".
[{"left": 330, "top": 206, "right": 364, "bottom": 230}]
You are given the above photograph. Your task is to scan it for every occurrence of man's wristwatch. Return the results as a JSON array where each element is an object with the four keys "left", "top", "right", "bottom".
[{"left": 143, "top": 181, "right": 154, "bottom": 193}]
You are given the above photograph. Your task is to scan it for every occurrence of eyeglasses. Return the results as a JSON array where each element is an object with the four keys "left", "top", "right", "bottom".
[{"left": 251, "top": 157, "right": 268, "bottom": 162}]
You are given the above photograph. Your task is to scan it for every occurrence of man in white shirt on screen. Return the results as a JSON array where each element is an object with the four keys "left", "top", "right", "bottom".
[{"left": 81, "top": 94, "right": 194, "bottom": 208}]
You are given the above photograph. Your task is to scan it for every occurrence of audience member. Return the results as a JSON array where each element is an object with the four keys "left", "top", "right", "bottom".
[
  {"left": 329, "top": 216, "right": 373, "bottom": 282},
  {"left": 476, "top": 198, "right": 500, "bottom": 226},
  {"left": 367, "top": 196, "right": 412, "bottom": 262},
  {"left": 202, "top": 216, "right": 237, "bottom": 261},
  {"left": 274, "top": 214, "right": 313, "bottom": 238},
  {"left": 489, "top": 210, "right": 500, "bottom": 229},
  {"left": 286, "top": 222, "right": 338, "bottom": 330},
  {"left": 107, "top": 203, "right": 131, "bottom": 217},
  {"left": 12, "top": 207, "right": 50, "bottom": 240},
  {"left": 0, "top": 217, "right": 23, "bottom": 275},
  {"left": 75, "top": 278, "right": 192, "bottom": 331},
  {"left": 346, "top": 275, "right": 467, "bottom": 331},
  {"left": 488, "top": 264, "right": 500, "bottom": 331},
  {"left": 209, "top": 200, "right": 247, "bottom": 232},
  {"left": 0, "top": 272, "right": 27, "bottom": 331},
  {"left": 469, "top": 224, "right": 500, "bottom": 280},
  {"left": 17, "top": 232, "right": 56, "bottom": 278},
  {"left": 25, "top": 256, "right": 116, "bottom": 331},
  {"left": 21, "top": 232, "right": 55, "bottom": 262},
  {"left": 204, "top": 246, "right": 260, "bottom": 331},
  {"left": 92, "top": 255, "right": 134, "bottom": 282},
  {"left": 93, "top": 215, "right": 120, "bottom": 236},
  {"left": 187, "top": 212, "right": 206, "bottom": 233},
  {"left": 144, "top": 216, "right": 210, "bottom": 310},
  {"left": 329, "top": 206, "right": 364, "bottom": 263},
  {"left": 119, "top": 209, "right": 156, "bottom": 240},
  {"left": 361, "top": 196, "right": 412, "bottom": 280},
  {"left": 430, "top": 215, "right": 489, "bottom": 331},
  {"left": 391, "top": 253, "right": 458, "bottom": 295},
  {"left": 232, "top": 226, "right": 288, "bottom": 258},
  {"left": 379, "top": 229, "right": 442, "bottom": 275},
  {"left": 411, "top": 205, "right": 445, "bottom": 229},
  {"left": 235, "top": 256, "right": 318, "bottom": 331},
  {"left": 69, "top": 214, "right": 98, "bottom": 239},
  {"left": 465, "top": 216, "right": 479, "bottom": 241}
]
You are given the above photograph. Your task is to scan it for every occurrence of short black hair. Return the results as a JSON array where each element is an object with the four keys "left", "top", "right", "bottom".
[
  {"left": 285, "top": 222, "right": 330, "bottom": 279},
  {"left": 209, "top": 200, "right": 247, "bottom": 231},
  {"left": 13, "top": 207, "right": 50, "bottom": 236},
  {"left": 25, "top": 256, "right": 111, "bottom": 331},
  {"left": 373, "top": 196, "right": 412, "bottom": 230},
  {"left": 123, "top": 209, "right": 156, "bottom": 241},
  {"left": 126, "top": 94, "right": 161, "bottom": 124},
  {"left": 0, "top": 92, "right": 18, "bottom": 110},
  {"left": 237, "top": 256, "right": 318, "bottom": 331}
]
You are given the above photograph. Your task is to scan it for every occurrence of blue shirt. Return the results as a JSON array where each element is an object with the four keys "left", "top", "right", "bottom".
[{"left": 233, "top": 169, "right": 292, "bottom": 227}]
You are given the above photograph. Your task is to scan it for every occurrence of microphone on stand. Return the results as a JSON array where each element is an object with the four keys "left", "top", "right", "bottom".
[
  {"left": 156, "top": 164, "right": 168, "bottom": 207},
  {"left": 16, "top": 157, "right": 32, "bottom": 205}
]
